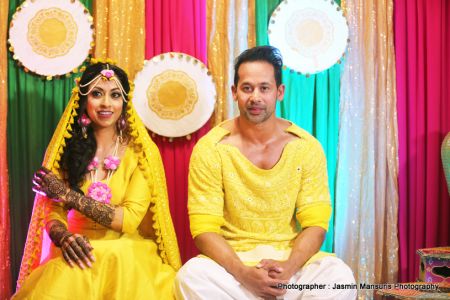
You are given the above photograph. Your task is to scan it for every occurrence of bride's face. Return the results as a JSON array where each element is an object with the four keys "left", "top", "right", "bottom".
[{"left": 85, "top": 79, "right": 124, "bottom": 131}]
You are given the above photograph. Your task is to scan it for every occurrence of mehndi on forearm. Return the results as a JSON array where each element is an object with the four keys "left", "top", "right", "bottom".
[
  {"left": 65, "top": 190, "right": 115, "bottom": 227},
  {"left": 47, "top": 220, "right": 72, "bottom": 247}
]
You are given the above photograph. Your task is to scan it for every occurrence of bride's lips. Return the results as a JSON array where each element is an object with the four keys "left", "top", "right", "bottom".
[{"left": 97, "top": 111, "right": 113, "bottom": 118}]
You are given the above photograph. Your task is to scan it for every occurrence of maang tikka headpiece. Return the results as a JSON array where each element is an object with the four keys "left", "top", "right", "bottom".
[{"left": 78, "top": 64, "right": 128, "bottom": 102}]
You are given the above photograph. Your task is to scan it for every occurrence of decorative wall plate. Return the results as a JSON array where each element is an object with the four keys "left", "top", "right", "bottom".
[
  {"left": 268, "top": 0, "right": 349, "bottom": 75},
  {"left": 134, "top": 53, "right": 216, "bottom": 137},
  {"left": 9, "top": 0, "right": 94, "bottom": 77}
]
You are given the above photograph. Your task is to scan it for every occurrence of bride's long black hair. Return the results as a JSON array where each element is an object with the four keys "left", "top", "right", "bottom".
[{"left": 60, "top": 63, "right": 131, "bottom": 193}]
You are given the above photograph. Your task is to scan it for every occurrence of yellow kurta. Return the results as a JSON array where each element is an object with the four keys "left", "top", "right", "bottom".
[
  {"left": 188, "top": 122, "right": 332, "bottom": 264},
  {"left": 14, "top": 147, "right": 176, "bottom": 300}
]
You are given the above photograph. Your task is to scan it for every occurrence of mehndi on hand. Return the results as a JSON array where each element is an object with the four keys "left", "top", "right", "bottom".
[
  {"left": 60, "top": 233, "right": 95, "bottom": 269},
  {"left": 48, "top": 220, "right": 95, "bottom": 269},
  {"left": 32, "top": 167, "right": 68, "bottom": 200}
]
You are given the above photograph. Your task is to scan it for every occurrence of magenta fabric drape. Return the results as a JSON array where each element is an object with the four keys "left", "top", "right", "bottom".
[
  {"left": 0, "top": 0, "right": 11, "bottom": 296},
  {"left": 394, "top": 0, "right": 450, "bottom": 282},
  {"left": 145, "top": 0, "right": 208, "bottom": 263}
]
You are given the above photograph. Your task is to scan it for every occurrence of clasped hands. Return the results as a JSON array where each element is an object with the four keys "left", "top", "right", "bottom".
[
  {"left": 239, "top": 259, "right": 296, "bottom": 299},
  {"left": 33, "top": 167, "right": 95, "bottom": 269}
]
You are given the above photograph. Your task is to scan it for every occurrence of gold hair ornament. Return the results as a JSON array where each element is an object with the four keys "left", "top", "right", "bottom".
[{"left": 78, "top": 63, "right": 128, "bottom": 102}]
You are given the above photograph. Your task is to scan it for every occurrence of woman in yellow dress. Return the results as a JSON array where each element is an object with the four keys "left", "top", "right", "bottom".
[{"left": 13, "top": 60, "right": 181, "bottom": 299}]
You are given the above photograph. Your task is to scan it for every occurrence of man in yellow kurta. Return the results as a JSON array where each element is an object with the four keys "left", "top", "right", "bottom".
[{"left": 175, "top": 46, "right": 356, "bottom": 299}]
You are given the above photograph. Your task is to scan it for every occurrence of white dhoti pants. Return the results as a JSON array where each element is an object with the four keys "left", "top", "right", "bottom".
[{"left": 175, "top": 256, "right": 357, "bottom": 300}]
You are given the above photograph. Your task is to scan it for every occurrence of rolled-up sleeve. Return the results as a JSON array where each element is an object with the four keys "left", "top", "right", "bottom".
[
  {"left": 295, "top": 141, "right": 332, "bottom": 231},
  {"left": 188, "top": 141, "right": 225, "bottom": 238}
]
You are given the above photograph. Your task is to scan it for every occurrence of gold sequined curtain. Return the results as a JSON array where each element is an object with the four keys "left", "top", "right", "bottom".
[
  {"left": 248, "top": 0, "right": 256, "bottom": 48},
  {"left": 0, "top": 0, "right": 11, "bottom": 297},
  {"left": 368, "top": 0, "right": 399, "bottom": 284},
  {"left": 93, "top": 0, "right": 145, "bottom": 79},
  {"left": 336, "top": 0, "right": 399, "bottom": 295},
  {"left": 207, "top": 0, "right": 255, "bottom": 125}
]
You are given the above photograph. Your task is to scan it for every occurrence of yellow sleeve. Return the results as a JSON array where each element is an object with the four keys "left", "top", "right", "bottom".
[
  {"left": 46, "top": 201, "right": 68, "bottom": 227},
  {"left": 121, "top": 165, "right": 152, "bottom": 234},
  {"left": 188, "top": 140, "right": 225, "bottom": 238},
  {"left": 295, "top": 140, "right": 332, "bottom": 231},
  {"left": 189, "top": 215, "right": 224, "bottom": 237}
]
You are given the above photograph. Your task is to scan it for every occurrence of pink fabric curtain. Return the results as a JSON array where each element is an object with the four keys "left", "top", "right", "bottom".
[
  {"left": 394, "top": 0, "right": 450, "bottom": 282},
  {"left": 145, "top": 0, "right": 208, "bottom": 263},
  {"left": 0, "top": 0, "right": 11, "bottom": 297}
]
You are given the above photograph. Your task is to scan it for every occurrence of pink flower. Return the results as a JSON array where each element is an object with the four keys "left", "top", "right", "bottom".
[
  {"left": 87, "top": 157, "right": 99, "bottom": 171},
  {"left": 87, "top": 182, "right": 112, "bottom": 204},
  {"left": 78, "top": 114, "right": 91, "bottom": 127},
  {"left": 104, "top": 155, "right": 120, "bottom": 170},
  {"left": 100, "top": 69, "right": 115, "bottom": 79}
]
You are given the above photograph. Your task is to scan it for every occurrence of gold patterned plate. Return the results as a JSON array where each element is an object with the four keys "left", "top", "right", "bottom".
[
  {"left": 133, "top": 53, "right": 216, "bottom": 137},
  {"left": 268, "top": 0, "right": 349, "bottom": 75},
  {"left": 8, "top": 0, "right": 93, "bottom": 77}
]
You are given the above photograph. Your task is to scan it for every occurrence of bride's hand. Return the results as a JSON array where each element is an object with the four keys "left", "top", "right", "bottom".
[
  {"left": 47, "top": 220, "right": 95, "bottom": 269},
  {"left": 32, "top": 167, "right": 69, "bottom": 201},
  {"left": 60, "top": 233, "right": 95, "bottom": 269}
]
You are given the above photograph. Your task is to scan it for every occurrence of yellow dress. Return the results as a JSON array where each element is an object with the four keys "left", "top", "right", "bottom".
[
  {"left": 14, "top": 147, "right": 176, "bottom": 299},
  {"left": 188, "top": 122, "right": 333, "bottom": 265}
]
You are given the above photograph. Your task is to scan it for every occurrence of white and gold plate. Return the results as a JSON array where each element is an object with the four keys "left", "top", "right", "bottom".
[
  {"left": 9, "top": 0, "right": 93, "bottom": 77},
  {"left": 268, "top": 0, "right": 349, "bottom": 75},
  {"left": 133, "top": 53, "right": 216, "bottom": 137}
]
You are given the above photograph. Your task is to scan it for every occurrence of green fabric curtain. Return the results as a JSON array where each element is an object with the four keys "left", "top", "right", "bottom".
[
  {"left": 255, "top": 0, "right": 341, "bottom": 252},
  {"left": 7, "top": 0, "right": 92, "bottom": 291}
]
